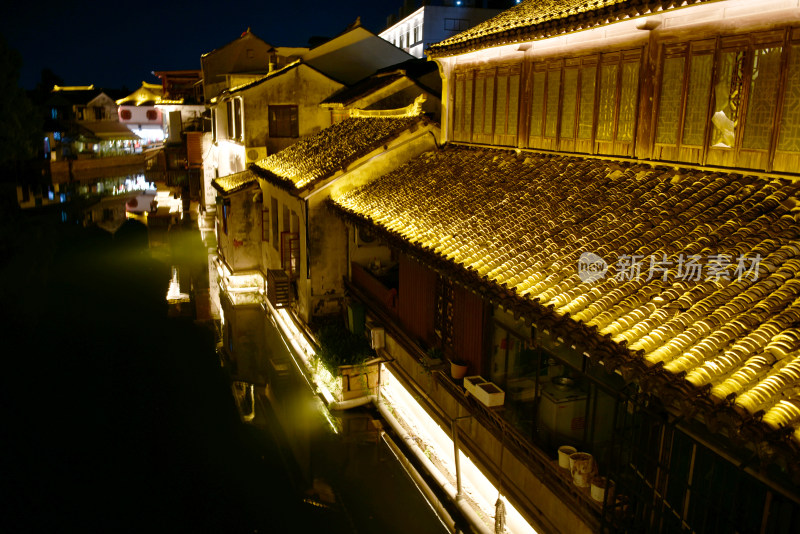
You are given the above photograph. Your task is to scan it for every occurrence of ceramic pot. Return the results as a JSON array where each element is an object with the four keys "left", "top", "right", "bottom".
[
  {"left": 569, "top": 452, "right": 596, "bottom": 488},
  {"left": 591, "top": 476, "right": 614, "bottom": 503},
  {"left": 450, "top": 360, "right": 468, "bottom": 379},
  {"left": 557, "top": 446, "right": 576, "bottom": 469}
]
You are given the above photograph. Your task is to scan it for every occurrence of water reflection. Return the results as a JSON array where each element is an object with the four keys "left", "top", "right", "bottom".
[{"left": 221, "top": 296, "right": 449, "bottom": 534}]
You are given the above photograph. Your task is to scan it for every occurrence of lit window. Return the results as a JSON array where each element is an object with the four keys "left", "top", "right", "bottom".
[
  {"left": 226, "top": 98, "right": 244, "bottom": 141},
  {"left": 271, "top": 197, "right": 279, "bottom": 250}
]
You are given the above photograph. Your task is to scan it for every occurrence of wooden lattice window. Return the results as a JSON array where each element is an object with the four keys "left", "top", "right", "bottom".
[
  {"left": 261, "top": 207, "right": 269, "bottom": 242},
  {"left": 434, "top": 276, "right": 454, "bottom": 352}
]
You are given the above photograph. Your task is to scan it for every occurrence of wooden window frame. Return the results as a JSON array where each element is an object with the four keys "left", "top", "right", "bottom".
[
  {"left": 261, "top": 207, "right": 269, "bottom": 242},
  {"left": 280, "top": 231, "right": 300, "bottom": 279},
  {"left": 493, "top": 64, "right": 522, "bottom": 147},
  {"left": 270, "top": 197, "right": 279, "bottom": 251},
  {"left": 269, "top": 105, "right": 299, "bottom": 138},
  {"left": 652, "top": 28, "right": 798, "bottom": 172}
]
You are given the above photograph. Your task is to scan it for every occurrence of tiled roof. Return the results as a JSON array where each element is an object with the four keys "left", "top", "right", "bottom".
[
  {"left": 226, "top": 60, "right": 302, "bottom": 94},
  {"left": 250, "top": 115, "right": 425, "bottom": 192},
  {"left": 322, "top": 59, "right": 440, "bottom": 107},
  {"left": 321, "top": 73, "right": 405, "bottom": 107},
  {"left": 211, "top": 170, "right": 258, "bottom": 194},
  {"left": 330, "top": 145, "right": 800, "bottom": 461},
  {"left": 427, "top": 0, "right": 716, "bottom": 58}
]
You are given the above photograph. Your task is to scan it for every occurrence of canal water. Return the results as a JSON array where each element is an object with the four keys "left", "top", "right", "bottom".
[{"left": 1, "top": 206, "right": 447, "bottom": 533}]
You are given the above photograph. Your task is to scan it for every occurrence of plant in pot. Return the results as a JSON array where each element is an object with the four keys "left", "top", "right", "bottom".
[
  {"left": 422, "top": 346, "right": 444, "bottom": 373},
  {"left": 449, "top": 357, "right": 468, "bottom": 380},
  {"left": 314, "top": 322, "right": 378, "bottom": 401}
]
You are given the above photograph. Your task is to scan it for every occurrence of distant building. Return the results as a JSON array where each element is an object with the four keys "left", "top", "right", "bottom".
[
  {"left": 320, "top": 58, "right": 442, "bottom": 123},
  {"left": 201, "top": 23, "right": 414, "bottom": 212},
  {"left": 116, "top": 82, "right": 165, "bottom": 147},
  {"left": 380, "top": 0, "right": 512, "bottom": 58}
]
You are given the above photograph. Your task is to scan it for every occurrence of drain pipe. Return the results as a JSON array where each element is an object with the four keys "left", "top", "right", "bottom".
[{"left": 371, "top": 395, "right": 493, "bottom": 534}]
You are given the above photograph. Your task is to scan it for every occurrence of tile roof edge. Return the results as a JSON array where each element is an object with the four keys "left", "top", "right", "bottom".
[
  {"left": 210, "top": 175, "right": 258, "bottom": 195},
  {"left": 252, "top": 115, "right": 431, "bottom": 194},
  {"left": 249, "top": 164, "right": 299, "bottom": 194},
  {"left": 326, "top": 181, "right": 800, "bottom": 474},
  {"left": 427, "top": 0, "right": 714, "bottom": 59}
]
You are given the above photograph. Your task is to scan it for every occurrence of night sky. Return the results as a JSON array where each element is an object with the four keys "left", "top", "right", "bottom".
[{"left": 2, "top": 0, "right": 402, "bottom": 91}]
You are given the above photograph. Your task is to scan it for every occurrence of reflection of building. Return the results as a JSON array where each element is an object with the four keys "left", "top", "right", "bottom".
[
  {"left": 316, "top": 0, "right": 800, "bottom": 533},
  {"left": 134, "top": 69, "right": 206, "bottom": 197},
  {"left": 380, "top": 0, "right": 509, "bottom": 58}
]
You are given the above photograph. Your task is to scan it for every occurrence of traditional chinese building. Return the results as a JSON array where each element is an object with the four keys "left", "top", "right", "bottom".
[
  {"left": 249, "top": 100, "right": 438, "bottom": 323},
  {"left": 200, "top": 23, "right": 413, "bottom": 212},
  {"left": 318, "top": 0, "right": 800, "bottom": 532},
  {"left": 320, "top": 58, "right": 443, "bottom": 123}
]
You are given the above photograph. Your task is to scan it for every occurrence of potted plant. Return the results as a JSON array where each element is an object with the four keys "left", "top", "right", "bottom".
[
  {"left": 449, "top": 357, "right": 468, "bottom": 379},
  {"left": 315, "top": 322, "right": 381, "bottom": 402}
]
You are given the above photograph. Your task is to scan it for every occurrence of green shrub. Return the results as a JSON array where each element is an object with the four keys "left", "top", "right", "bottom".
[{"left": 316, "top": 323, "right": 373, "bottom": 376}]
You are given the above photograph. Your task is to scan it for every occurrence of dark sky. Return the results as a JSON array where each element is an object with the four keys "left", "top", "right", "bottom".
[{"left": 2, "top": 1, "right": 401, "bottom": 91}]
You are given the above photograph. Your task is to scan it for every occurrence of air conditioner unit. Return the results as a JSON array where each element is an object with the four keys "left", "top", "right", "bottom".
[
  {"left": 355, "top": 225, "right": 380, "bottom": 247},
  {"left": 246, "top": 146, "right": 267, "bottom": 164},
  {"left": 369, "top": 326, "right": 385, "bottom": 350}
]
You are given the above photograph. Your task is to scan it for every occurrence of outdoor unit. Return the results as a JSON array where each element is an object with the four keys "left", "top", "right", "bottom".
[
  {"left": 246, "top": 146, "right": 267, "bottom": 164},
  {"left": 369, "top": 326, "right": 385, "bottom": 350},
  {"left": 355, "top": 225, "right": 380, "bottom": 247}
]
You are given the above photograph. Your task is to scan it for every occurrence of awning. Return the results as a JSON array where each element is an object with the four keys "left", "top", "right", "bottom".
[{"left": 81, "top": 121, "right": 141, "bottom": 141}]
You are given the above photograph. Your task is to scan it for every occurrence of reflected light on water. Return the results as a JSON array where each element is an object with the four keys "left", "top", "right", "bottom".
[{"left": 166, "top": 266, "right": 191, "bottom": 303}]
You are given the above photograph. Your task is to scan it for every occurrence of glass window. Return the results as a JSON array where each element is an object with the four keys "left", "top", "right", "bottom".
[
  {"left": 778, "top": 45, "right": 800, "bottom": 152},
  {"left": 545, "top": 69, "right": 560, "bottom": 138},
  {"left": 495, "top": 75, "right": 507, "bottom": 135},
  {"left": 596, "top": 63, "right": 618, "bottom": 141},
  {"left": 561, "top": 68, "right": 579, "bottom": 138},
  {"left": 464, "top": 75, "right": 473, "bottom": 139},
  {"left": 682, "top": 53, "right": 713, "bottom": 146},
  {"left": 271, "top": 197, "right": 278, "bottom": 250},
  {"left": 578, "top": 65, "right": 596, "bottom": 139},
  {"left": 530, "top": 70, "right": 546, "bottom": 137},
  {"left": 490, "top": 324, "right": 526, "bottom": 389},
  {"left": 455, "top": 77, "right": 466, "bottom": 135},
  {"left": 655, "top": 56, "right": 686, "bottom": 144},
  {"left": 233, "top": 98, "right": 242, "bottom": 141},
  {"left": 742, "top": 46, "right": 783, "bottom": 150},
  {"left": 473, "top": 76, "right": 485, "bottom": 134},
  {"left": 269, "top": 105, "right": 298, "bottom": 138},
  {"left": 508, "top": 74, "right": 520, "bottom": 137},
  {"left": 711, "top": 49, "right": 745, "bottom": 148},
  {"left": 483, "top": 76, "right": 495, "bottom": 135},
  {"left": 617, "top": 61, "right": 640, "bottom": 142},
  {"left": 226, "top": 100, "right": 234, "bottom": 139}
]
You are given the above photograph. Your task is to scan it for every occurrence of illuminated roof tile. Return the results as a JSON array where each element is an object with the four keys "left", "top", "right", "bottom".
[
  {"left": 427, "top": 0, "right": 718, "bottom": 58},
  {"left": 330, "top": 145, "right": 800, "bottom": 450},
  {"left": 211, "top": 169, "right": 258, "bottom": 194},
  {"left": 251, "top": 114, "right": 426, "bottom": 192}
]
